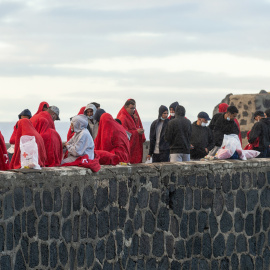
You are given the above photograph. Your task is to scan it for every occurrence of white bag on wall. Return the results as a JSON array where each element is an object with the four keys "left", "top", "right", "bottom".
[{"left": 20, "top": 135, "right": 41, "bottom": 169}]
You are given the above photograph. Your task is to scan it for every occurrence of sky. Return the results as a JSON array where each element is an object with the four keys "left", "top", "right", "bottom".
[{"left": 1, "top": 0, "right": 270, "bottom": 123}]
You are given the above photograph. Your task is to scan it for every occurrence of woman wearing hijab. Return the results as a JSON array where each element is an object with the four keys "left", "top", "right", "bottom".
[
  {"left": 67, "top": 106, "right": 86, "bottom": 141},
  {"left": 94, "top": 113, "right": 130, "bottom": 163},
  {"left": 10, "top": 118, "right": 47, "bottom": 169}
]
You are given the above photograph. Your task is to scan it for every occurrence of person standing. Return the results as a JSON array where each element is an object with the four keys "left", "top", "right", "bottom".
[
  {"left": 165, "top": 105, "right": 192, "bottom": 162},
  {"left": 248, "top": 109, "right": 270, "bottom": 158},
  {"left": 147, "top": 105, "right": 170, "bottom": 162},
  {"left": 117, "top": 99, "right": 145, "bottom": 164},
  {"left": 190, "top": 112, "right": 214, "bottom": 160}
]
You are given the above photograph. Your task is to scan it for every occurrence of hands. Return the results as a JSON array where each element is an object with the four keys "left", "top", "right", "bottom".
[
  {"left": 137, "top": 128, "right": 144, "bottom": 134},
  {"left": 205, "top": 148, "right": 209, "bottom": 153},
  {"left": 146, "top": 155, "right": 151, "bottom": 160}
]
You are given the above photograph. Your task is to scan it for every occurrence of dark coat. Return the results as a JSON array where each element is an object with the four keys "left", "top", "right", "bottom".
[
  {"left": 209, "top": 113, "right": 239, "bottom": 147},
  {"left": 190, "top": 121, "right": 214, "bottom": 159},
  {"left": 164, "top": 105, "right": 192, "bottom": 154},
  {"left": 149, "top": 105, "right": 170, "bottom": 155},
  {"left": 249, "top": 118, "right": 270, "bottom": 151}
]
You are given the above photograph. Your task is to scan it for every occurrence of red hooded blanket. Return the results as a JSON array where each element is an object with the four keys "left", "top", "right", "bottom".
[
  {"left": 67, "top": 106, "right": 86, "bottom": 141},
  {"left": 117, "top": 103, "right": 146, "bottom": 164},
  {"left": 35, "top": 117, "right": 63, "bottom": 167},
  {"left": 10, "top": 119, "right": 47, "bottom": 169},
  {"left": 31, "top": 111, "right": 55, "bottom": 130},
  {"left": 61, "top": 154, "right": 101, "bottom": 172},
  {"left": 219, "top": 103, "right": 242, "bottom": 145},
  {"left": 94, "top": 113, "right": 130, "bottom": 163},
  {"left": 0, "top": 132, "right": 9, "bottom": 170},
  {"left": 34, "top": 101, "right": 49, "bottom": 116},
  {"left": 9, "top": 122, "right": 18, "bottom": 144}
]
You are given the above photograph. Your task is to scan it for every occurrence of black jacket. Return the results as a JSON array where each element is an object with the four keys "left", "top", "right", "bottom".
[
  {"left": 164, "top": 105, "right": 192, "bottom": 154},
  {"left": 209, "top": 113, "right": 239, "bottom": 147},
  {"left": 190, "top": 121, "right": 214, "bottom": 159},
  {"left": 249, "top": 118, "right": 270, "bottom": 151}
]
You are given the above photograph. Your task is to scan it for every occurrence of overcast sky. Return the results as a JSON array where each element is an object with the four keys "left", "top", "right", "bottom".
[{"left": 1, "top": 0, "right": 270, "bottom": 123}]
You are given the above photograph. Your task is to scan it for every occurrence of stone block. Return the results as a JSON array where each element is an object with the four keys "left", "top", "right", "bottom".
[
  {"left": 202, "top": 233, "right": 212, "bottom": 259},
  {"left": 256, "top": 208, "right": 262, "bottom": 233},
  {"left": 80, "top": 211, "right": 88, "bottom": 239},
  {"left": 62, "top": 219, "right": 72, "bottom": 243},
  {"left": 263, "top": 247, "right": 270, "bottom": 269},
  {"left": 109, "top": 178, "right": 117, "bottom": 203},
  {"left": 247, "top": 189, "right": 258, "bottom": 211},
  {"left": 249, "top": 236, "right": 256, "bottom": 256},
  {"left": 220, "top": 211, "right": 232, "bottom": 233},
  {"left": 14, "top": 187, "right": 24, "bottom": 211},
  {"left": 240, "top": 254, "right": 254, "bottom": 270},
  {"left": 83, "top": 185, "right": 94, "bottom": 211},
  {"left": 182, "top": 261, "right": 190, "bottom": 270},
  {"left": 146, "top": 258, "right": 156, "bottom": 270},
  {"left": 38, "top": 215, "right": 48, "bottom": 240},
  {"left": 260, "top": 187, "right": 270, "bottom": 207},
  {"left": 207, "top": 173, "right": 215, "bottom": 189},
  {"left": 109, "top": 207, "right": 118, "bottom": 231},
  {"left": 235, "top": 211, "right": 244, "bottom": 232},
  {"left": 170, "top": 188, "right": 184, "bottom": 217},
  {"left": 213, "top": 234, "right": 225, "bottom": 257},
  {"left": 119, "top": 208, "right": 127, "bottom": 229},
  {"left": 62, "top": 191, "right": 71, "bottom": 218},
  {"left": 77, "top": 244, "right": 85, "bottom": 267},
  {"left": 22, "top": 211, "right": 26, "bottom": 233},
  {"left": 194, "top": 189, "right": 201, "bottom": 210},
  {"left": 27, "top": 210, "right": 37, "bottom": 237},
  {"left": 116, "top": 230, "right": 123, "bottom": 256},
  {"left": 222, "top": 173, "right": 231, "bottom": 193},
  {"left": 1, "top": 255, "right": 11, "bottom": 270},
  {"left": 192, "top": 258, "right": 199, "bottom": 270},
  {"left": 29, "top": 241, "right": 39, "bottom": 268},
  {"left": 231, "top": 253, "right": 239, "bottom": 270},
  {"left": 126, "top": 259, "right": 136, "bottom": 270},
  {"left": 245, "top": 214, "right": 254, "bottom": 236},
  {"left": 193, "top": 236, "right": 201, "bottom": 255},
  {"left": 220, "top": 258, "right": 229, "bottom": 270},
  {"left": 98, "top": 211, "right": 109, "bottom": 238},
  {"left": 242, "top": 172, "right": 252, "bottom": 189},
  {"left": 50, "top": 242, "right": 57, "bottom": 268},
  {"left": 256, "top": 257, "right": 263, "bottom": 270},
  {"left": 257, "top": 232, "right": 265, "bottom": 255},
  {"left": 134, "top": 210, "right": 142, "bottom": 231},
  {"left": 153, "top": 231, "right": 164, "bottom": 257},
  {"left": 189, "top": 212, "right": 196, "bottom": 236},
  {"left": 171, "top": 261, "right": 182, "bottom": 270},
  {"left": 50, "top": 214, "right": 60, "bottom": 239},
  {"left": 175, "top": 239, "right": 185, "bottom": 260},
  {"left": 197, "top": 175, "right": 207, "bottom": 188},
  {"left": 180, "top": 213, "right": 188, "bottom": 239},
  {"left": 185, "top": 187, "right": 193, "bottom": 210},
  {"left": 129, "top": 196, "right": 137, "bottom": 219},
  {"left": 144, "top": 210, "right": 155, "bottom": 234},
  {"left": 25, "top": 187, "right": 33, "bottom": 207},
  {"left": 202, "top": 189, "right": 213, "bottom": 209},
  {"left": 209, "top": 212, "right": 218, "bottom": 237},
  {"left": 106, "top": 233, "right": 116, "bottom": 260},
  {"left": 138, "top": 187, "right": 149, "bottom": 209},
  {"left": 236, "top": 234, "right": 247, "bottom": 253},
  {"left": 150, "top": 176, "right": 159, "bottom": 188},
  {"left": 225, "top": 192, "right": 234, "bottom": 212},
  {"left": 198, "top": 211, "right": 208, "bottom": 233},
  {"left": 158, "top": 257, "right": 169, "bottom": 270},
  {"left": 70, "top": 246, "right": 76, "bottom": 270},
  {"left": 59, "top": 242, "right": 68, "bottom": 266},
  {"left": 124, "top": 219, "right": 133, "bottom": 240},
  {"left": 186, "top": 237, "right": 193, "bottom": 258},
  {"left": 14, "top": 214, "right": 21, "bottom": 246},
  {"left": 73, "top": 186, "right": 81, "bottom": 211},
  {"left": 215, "top": 174, "right": 221, "bottom": 189},
  {"left": 4, "top": 194, "right": 13, "bottom": 220},
  {"left": 34, "top": 192, "right": 42, "bottom": 216},
  {"left": 96, "top": 239, "right": 105, "bottom": 264},
  {"left": 232, "top": 172, "right": 240, "bottom": 190},
  {"left": 21, "top": 236, "right": 28, "bottom": 264},
  {"left": 211, "top": 260, "right": 219, "bottom": 270},
  {"left": 263, "top": 210, "right": 270, "bottom": 231},
  {"left": 96, "top": 187, "right": 108, "bottom": 211},
  {"left": 6, "top": 222, "right": 13, "bottom": 250},
  {"left": 149, "top": 192, "right": 159, "bottom": 215},
  {"left": 236, "top": 189, "right": 246, "bottom": 213},
  {"left": 226, "top": 233, "right": 235, "bottom": 256},
  {"left": 130, "top": 234, "right": 139, "bottom": 256},
  {"left": 170, "top": 215, "right": 179, "bottom": 238},
  {"left": 14, "top": 249, "right": 26, "bottom": 270},
  {"left": 86, "top": 243, "right": 94, "bottom": 267},
  {"left": 140, "top": 234, "right": 150, "bottom": 256},
  {"left": 118, "top": 181, "right": 128, "bottom": 207},
  {"left": 88, "top": 213, "right": 97, "bottom": 239},
  {"left": 73, "top": 215, "right": 79, "bottom": 242},
  {"left": 213, "top": 190, "right": 224, "bottom": 216},
  {"left": 54, "top": 187, "right": 62, "bottom": 212},
  {"left": 157, "top": 206, "right": 169, "bottom": 231},
  {"left": 166, "top": 235, "right": 174, "bottom": 258},
  {"left": 199, "top": 259, "right": 209, "bottom": 270},
  {"left": 258, "top": 172, "right": 266, "bottom": 188},
  {"left": 43, "top": 190, "right": 53, "bottom": 212},
  {"left": 41, "top": 244, "right": 49, "bottom": 266}
]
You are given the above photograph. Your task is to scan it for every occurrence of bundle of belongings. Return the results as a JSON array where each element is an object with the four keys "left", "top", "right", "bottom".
[{"left": 205, "top": 134, "right": 260, "bottom": 161}]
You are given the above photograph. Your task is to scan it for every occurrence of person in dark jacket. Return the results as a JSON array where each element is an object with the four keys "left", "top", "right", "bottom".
[
  {"left": 165, "top": 105, "right": 192, "bottom": 162},
  {"left": 168, "top": 101, "right": 179, "bottom": 120},
  {"left": 190, "top": 112, "right": 214, "bottom": 160},
  {"left": 208, "top": 105, "right": 239, "bottom": 157},
  {"left": 248, "top": 109, "right": 270, "bottom": 158},
  {"left": 147, "top": 105, "right": 170, "bottom": 162}
]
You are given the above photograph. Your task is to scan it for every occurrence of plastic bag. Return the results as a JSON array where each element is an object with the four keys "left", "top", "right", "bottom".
[
  {"left": 145, "top": 157, "right": 152, "bottom": 164},
  {"left": 20, "top": 135, "right": 41, "bottom": 169}
]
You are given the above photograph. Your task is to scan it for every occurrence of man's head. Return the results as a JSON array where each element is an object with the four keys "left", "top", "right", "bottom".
[
  {"left": 265, "top": 109, "right": 270, "bottom": 118},
  {"left": 197, "top": 112, "right": 211, "bottom": 126},
  {"left": 42, "top": 104, "right": 48, "bottom": 111},
  {"left": 18, "top": 109, "right": 32, "bottom": 119},
  {"left": 124, "top": 100, "right": 136, "bottom": 116},
  {"left": 169, "top": 101, "right": 179, "bottom": 115},
  {"left": 159, "top": 105, "right": 168, "bottom": 120},
  {"left": 48, "top": 106, "right": 60, "bottom": 121},
  {"left": 225, "top": 106, "right": 238, "bottom": 120},
  {"left": 254, "top": 111, "right": 264, "bottom": 122},
  {"left": 84, "top": 103, "right": 97, "bottom": 119}
]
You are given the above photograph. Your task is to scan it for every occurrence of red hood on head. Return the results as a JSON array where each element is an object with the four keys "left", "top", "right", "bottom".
[
  {"left": 35, "top": 101, "right": 49, "bottom": 115},
  {"left": 219, "top": 103, "right": 229, "bottom": 113}
]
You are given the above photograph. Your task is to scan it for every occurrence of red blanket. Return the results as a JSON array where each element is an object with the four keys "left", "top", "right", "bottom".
[
  {"left": 9, "top": 122, "right": 18, "bottom": 144},
  {"left": 117, "top": 105, "right": 145, "bottom": 164},
  {"left": 31, "top": 111, "right": 55, "bottom": 130},
  {"left": 0, "top": 132, "right": 9, "bottom": 170},
  {"left": 94, "top": 113, "right": 130, "bottom": 163},
  {"left": 67, "top": 106, "right": 86, "bottom": 141},
  {"left": 244, "top": 130, "right": 259, "bottom": 150},
  {"left": 34, "top": 101, "right": 49, "bottom": 115},
  {"left": 35, "top": 117, "right": 63, "bottom": 167},
  {"left": 10, "top": 119, "right": 47, "bottom": 169},
  {"left": 61, "top": 154, "right": 101, "bottom": 172}
]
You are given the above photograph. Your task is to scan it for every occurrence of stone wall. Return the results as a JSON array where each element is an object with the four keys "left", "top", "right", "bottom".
[{"left": 0, "top": 160, "right": 270, "bottom": 269}]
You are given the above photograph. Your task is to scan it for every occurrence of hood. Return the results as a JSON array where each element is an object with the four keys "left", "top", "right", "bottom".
[
  {"left": 94, "top": 109, "right": 106, "bottom": 122},
  {"left": 261, "top": 117, "right": 270, "bottom": 126},
  {"left": 71, "top": 115, "right": 88, "bottom": 132},
  {"left": 169, "top": 101, "right": 179, "bottom": 111},
  {"left": 84, "top": 103, "right": 97, "bottom": 116},
  {"left": 175, "top": 105, "right": 186, "bottom": 117},
  {"left": 18, "top": 109, "right": 32, "bottom": 119},
  {"left": 158, "top": 105, "right": 168, "bottom": 118},
  {"left": 219, "top": 103, "right": 229, "bottom": 113}
]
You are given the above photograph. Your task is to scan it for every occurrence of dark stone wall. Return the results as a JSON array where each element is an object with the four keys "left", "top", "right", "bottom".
[{"left": 0, "top": 159, "right": 270, "bottom": 269}]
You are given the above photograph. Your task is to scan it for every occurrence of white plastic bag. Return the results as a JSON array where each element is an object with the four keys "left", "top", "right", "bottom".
[
  {"left": 20, "top": 135, "right": 41, "bottom": 169},
  {"left": 145, "top": 157, "right": 152, "bottom": 164}
]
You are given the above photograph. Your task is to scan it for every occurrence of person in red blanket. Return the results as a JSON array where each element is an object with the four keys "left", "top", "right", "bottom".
[
  {"left": 217, "top": 103, "right": 242, "bottom": 145},
  {"left": 94, "top": 113, "right": 130, "bottom": 163},
  {"left": 35, "top": 117, "right": 63, "bottom": 167},
  {"left": 67, "top": 106, "right": 86, "bottom": 141},
  {"left": 117, "top": 99, "right": 146, "bottom": 164},
  {"left": 0, "top": 131, "right": 9, "bottom": 170},
  {"left": 31, "top": 105, "right": 60, "bottom": 130},
  {"left": 10, "top": 118, "right": 47, "bottom": 169},
  {"left": 8, "top": 109, "right": 32, "bottom": 160},
  {"left": 34, "top": 101, "right": 49, "bottom": 116}
]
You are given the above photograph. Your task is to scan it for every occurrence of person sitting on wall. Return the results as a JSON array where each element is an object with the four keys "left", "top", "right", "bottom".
[
  {"left": 0, "top": 131, "right": 9, "bottom": 170},
  {"left": 67, "top": 106, "right": 86, "bottom": 141},
  {"left": 94, "top": 113, "right": 130, "bottom": 163},
  {"left": 117, "top": 99, "right": 146, "bottom": 164},
  {"left": 208, "top": 105, "right": 239, "bottom": 157},
  {"left": 10, "top": 118, "right": 47, "bottom": 169},
  {"left": 84, "top": 103, "right": 99, "bottom": 139},
  {"left": 8, "top": 109, "right": 32, "bottom": 160},
  {"left": 62, "top": 114, "right": 95, "bottom": 164},
  {"left": 248, "top": 109, "right": 270, "bottom": 158},
  {"left": 33, "top": 101, "right": 49, "bottom": 116},
  {"left": 190, "top": 112, "right": 214, "bottom": 160},
  {"left": 147, "top": 105, "right": 170, "bottom": 163}
]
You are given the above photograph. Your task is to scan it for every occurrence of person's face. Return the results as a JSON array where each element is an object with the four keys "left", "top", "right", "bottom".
[
  {"left": 86, "top": 109, "right": 93, "bottom": 117},
  {"left": 42, "top": 106, "right": 48, "bottom": 111},
  {"left": 255, "top": 115, "right": 263, "bottom": 122},
  {"left": 51, "top": 112, "right": 58, "bottom": 121},
  {"left": 227, "top": 112, "right": 237, "bottom": 120},
  {"left": 170, "top": 108, "right": 175, "bottom": 114},
  {"left": 21, "top": 116, "right": 30, "bottom": 119},
  {"left": 199, "top": 118, "right": 208, "bottom": 124},
  {"left": 125, "top": 104, "right": 136, "bottom": 116},
  {"left": 162, "top": 111, "right": 168, "bottom": 119},
  {"left": 70, "top": 123, "right": 74, "bottom": 131}
]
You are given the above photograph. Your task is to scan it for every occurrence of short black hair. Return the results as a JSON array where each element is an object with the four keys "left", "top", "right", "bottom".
[
  {"left": 227, "top": 105, "right": 238, "bottom": 114},
  {"left": 265, "top": 109, "right": 270, "bottom": 117},
  {"left": 124, "top": 100, "right": 135, "bottom": 107},
  {"left": 91, "top": 102, "right": 100, "bottom": 109},
  {"left": 254, "top": 111, "right": 264, "bottom": 119}
]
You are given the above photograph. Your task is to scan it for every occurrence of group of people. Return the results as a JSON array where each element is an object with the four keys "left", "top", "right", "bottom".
[{"left": 0, "top": 99, "right": 269, "bottom": 171}]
